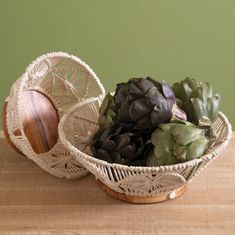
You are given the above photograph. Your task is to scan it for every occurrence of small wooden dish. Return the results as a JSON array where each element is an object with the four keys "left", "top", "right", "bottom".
[{"left": 98, "top": 180, "right": 188, "bottom": 204}]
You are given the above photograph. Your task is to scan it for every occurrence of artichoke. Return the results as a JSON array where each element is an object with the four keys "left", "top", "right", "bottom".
[
  {"left": 98, "top": 93, "right": 115, "bottom": 130},
  {"left": 91, "top": 126, "right": 145, "bottom": 166},
  {"left": 146, "top": 121, "right": 209, "bottom": 166},
  {"left": 113, "top": 77, "right": 186, "bottom": 131},
  {"left": 172, "top": 78, "right": 220, "bottom": 125}
]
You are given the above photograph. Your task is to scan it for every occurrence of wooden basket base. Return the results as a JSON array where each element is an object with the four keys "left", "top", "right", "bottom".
[{"left": 98, "top": 180, "right": 188, "bottom": 204}]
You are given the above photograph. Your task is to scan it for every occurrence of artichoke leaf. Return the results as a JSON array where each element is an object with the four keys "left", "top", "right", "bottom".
[
  {"left": 146, "top": 149, "right": 173, "bottom": 167},
  {"left": 134, "top": 115, "right": 152, "bottom": 130},
  {"left": 170, "top": 123, "right": 203, "bottom": 145},
  {"left": 165, "top": 155, "right": 181, "bottom": 165},
  {"left": 189, "top": 98, "right": 207, "bottom": 123},
  {"left": 191, "top": 87, "right": 205, "bottom": 101},
  {"left": 182, "top": 82, "right": 193, "bottom": 100},
  {"left": 186, "top": 137, "right": 208, "bottom": 160},
  {"left": 207, "top": 94, "right": 221, "bottom": 122},
  {"left": 185, "top": 77, "right": 199, "bottom": 89},
  {"left": 151, "top": 129, "right": 173, "bottom": 147},
  {"left": 99, "top": 93, "right": 111, "bottom": 116},
  {"left": 173, "top": 82, "right": 191, "bottom": 101},
  {"left": 129, "top": 98, "right": 150, "bottom": 121},
  {"left": 161, "top": 80, "right": 175, "bottom": 101},
  {"left": 150, "top": 132, "right": 174, "bottom": 166},
  {"left": 173, "top": 144, "right": 187, "bottom": 161},
  {"left": 98, "top": 93, "right": 115, "bottom": 130}
]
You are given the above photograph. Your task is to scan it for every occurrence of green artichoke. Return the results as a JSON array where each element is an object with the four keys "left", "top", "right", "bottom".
[
  {"left": 172, "top": 78, "right": 220, "bottom": 125},
  {"left": 146, "top": 121, "right": 209, "bottom": 166},
  {"left": 98, "top": 93, "right": 115, "bottom": 130},
  {"left": 91, "top": 126, "right": 145, "bottom": 166},
  {"left": 113, "top": 77, "right": 186, "bottom": 131}
]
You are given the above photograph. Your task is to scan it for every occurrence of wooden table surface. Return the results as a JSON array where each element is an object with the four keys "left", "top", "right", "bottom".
[{"left": 0, "top": 131, "right": 235, "bottom": 235}]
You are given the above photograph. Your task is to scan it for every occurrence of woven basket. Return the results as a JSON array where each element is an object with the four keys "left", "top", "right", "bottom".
[
  {"left": 4, "top": 52, "right": 105, "bottom": 179},
  {"left": 59, "top": 97, "right": 232, "bottom": 203}
]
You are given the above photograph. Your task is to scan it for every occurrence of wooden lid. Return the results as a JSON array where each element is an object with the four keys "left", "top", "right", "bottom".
[
  {"left": 2, "top": 91, "right": 59, "bottom": 154},
  {"left": 18, "top": 90, "right": 59, "bottom": 154}
]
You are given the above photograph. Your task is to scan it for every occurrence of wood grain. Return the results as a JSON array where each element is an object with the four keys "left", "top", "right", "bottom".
[
  {"left": 0, "top": 130, "right": 234, "bottom": 234},
  {"left": 2, "top": 102, "right": 22, "bottom": 154},
  {"left": 19, "top": 90, "right": 59, "bottom": 154}
]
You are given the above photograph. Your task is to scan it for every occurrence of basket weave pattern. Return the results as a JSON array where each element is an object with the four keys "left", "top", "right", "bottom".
[
  {"left": 59, "top": 97, "right": 232, "bottom": 196},
  {"left": 5, "top": 52, "right": 105, "bottom": 178}
]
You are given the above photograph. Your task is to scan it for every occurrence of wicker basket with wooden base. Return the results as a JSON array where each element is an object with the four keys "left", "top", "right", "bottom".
[
  {"left": 59, "top": 97, "right": 232, "bottom": 203},
  {"left": 3, "top": 52, "right": 105, "bottom": 179}
]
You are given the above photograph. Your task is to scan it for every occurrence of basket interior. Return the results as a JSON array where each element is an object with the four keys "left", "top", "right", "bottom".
[{"left": 62, "top": 97, "right": 230, "bottom": 165}]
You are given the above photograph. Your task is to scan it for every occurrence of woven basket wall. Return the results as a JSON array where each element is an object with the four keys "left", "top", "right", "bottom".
[
  {"left": 5, "top": 52, "right": 105, "bottom": 178},
  {"left": 59, "top": 97, "right": 232, "bottom": 197}
]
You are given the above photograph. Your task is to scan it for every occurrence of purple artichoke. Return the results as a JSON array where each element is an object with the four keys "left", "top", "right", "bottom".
[
  {"left": 91, "top": 126, "right": 145, "bottom": 166},
  {"left": 114, "top": 77, "right": 186, "bottom": 131}
]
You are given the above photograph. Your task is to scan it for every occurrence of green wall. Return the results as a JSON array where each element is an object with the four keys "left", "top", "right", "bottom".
[{"left": 0, "top": 0, "right": 234, "bottom": 128}]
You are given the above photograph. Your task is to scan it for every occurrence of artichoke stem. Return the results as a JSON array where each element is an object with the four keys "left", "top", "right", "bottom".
[{"left": 172, "top": 104, "right": 187, "bottom": 121}]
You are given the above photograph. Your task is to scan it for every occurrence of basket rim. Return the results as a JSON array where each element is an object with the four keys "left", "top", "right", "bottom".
[
  {"left": 21, "top": 51, "right": 105, "bottom": 108},
  {"left": 14, "top": 51, "right": 105, "bottom": 139},
  {"left": 8, "top": 51, "right": 105, "bottom": 135},
  {"left": 59, "top": 97, "right": 233, "bottom": 172}
]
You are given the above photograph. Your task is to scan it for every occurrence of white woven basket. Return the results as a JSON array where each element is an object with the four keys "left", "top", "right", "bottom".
[
  {"left": 59, "top": 97, "right": 232, "bottom": 200},
  {"left": 5, "top": 52, "right": 105, "bottom": 179}
]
